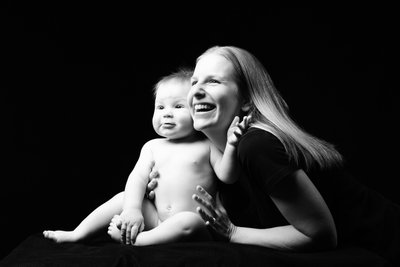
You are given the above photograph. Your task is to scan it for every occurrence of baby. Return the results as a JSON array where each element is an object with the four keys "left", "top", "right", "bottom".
[{"left": 44, "top": 68, "right": 249, "bottom": 245}]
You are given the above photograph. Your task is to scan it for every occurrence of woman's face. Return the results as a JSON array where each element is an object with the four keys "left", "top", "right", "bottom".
[{"left": 188, "top": 53, "right": 242, "bottom": 138}]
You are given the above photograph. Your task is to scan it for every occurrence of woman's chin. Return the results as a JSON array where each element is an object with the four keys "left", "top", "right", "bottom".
[
  {"left": 193, "top": 121, "right": 212, "bottom": 132},
  {"left": 193, "top": 123, "right": 206, "bottom": 131}
]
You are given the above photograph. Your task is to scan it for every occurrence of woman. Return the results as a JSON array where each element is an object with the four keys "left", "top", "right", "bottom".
[
  {"left": 187, "top": 45, "right": 339, "bottom": 251},
  {"left": 167, "top": 45, "right": 399, "bottom": 263}
]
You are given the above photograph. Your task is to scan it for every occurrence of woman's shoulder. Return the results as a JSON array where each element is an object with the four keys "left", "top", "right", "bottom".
[
  {"left": 239, "top": 127, "right": 286, "bottom": 155},
  {"left": 242, "top": 127, "right": 277, "bottom": 139}
]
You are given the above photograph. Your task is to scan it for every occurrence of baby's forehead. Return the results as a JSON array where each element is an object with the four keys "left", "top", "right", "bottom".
[
  {"left": 155, "top": 79, "right": 190, "bottom": 100},
  {"left": 155, "top": 94, "right": 187, "bottom": 103}
]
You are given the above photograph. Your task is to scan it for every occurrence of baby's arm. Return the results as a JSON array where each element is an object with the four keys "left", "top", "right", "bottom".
[
  {"left": 119, "top": 141, "right": 154, "bottom": 245},
  {"left": 211, "top": 116, "right": 251, "bottom": 184}
]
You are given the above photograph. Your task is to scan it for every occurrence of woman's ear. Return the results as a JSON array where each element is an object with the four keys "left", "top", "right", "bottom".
[{"left": 241, "top": 102, "right": 251, "bottom": 112}]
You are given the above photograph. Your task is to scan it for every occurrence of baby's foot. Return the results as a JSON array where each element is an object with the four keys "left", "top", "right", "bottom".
[
  {"left": 108, "top": 215, "right": 122, "bottom": 243},
  {"left": 43, "top": 230, "right": 79, "bottom": 243}
]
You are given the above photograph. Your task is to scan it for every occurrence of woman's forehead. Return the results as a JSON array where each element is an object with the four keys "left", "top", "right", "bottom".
[{"left": 194, "top": 54, "right": 234, "bottom": 77}]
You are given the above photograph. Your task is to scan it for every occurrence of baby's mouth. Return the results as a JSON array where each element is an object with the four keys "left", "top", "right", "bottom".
[{"left": 162, "top": 123, "right": 175, "bottom": 128}]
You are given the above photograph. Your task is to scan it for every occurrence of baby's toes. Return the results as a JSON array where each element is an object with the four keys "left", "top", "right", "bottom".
[{"left": 43, "top": 231, "right": 55, "bottom": 240}]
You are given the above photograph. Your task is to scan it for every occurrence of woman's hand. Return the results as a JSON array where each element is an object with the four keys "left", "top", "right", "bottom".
[
  {"left": 192, "top": 185, "right": 237, "bottom": 241},
  {"left": 146, "top": 167, "right": 159, "bottom": 200}
]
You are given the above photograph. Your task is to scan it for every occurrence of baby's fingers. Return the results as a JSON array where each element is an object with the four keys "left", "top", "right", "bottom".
[
  {"left": 228, "top": 116, "right": 240, "bottom": 129},
  {"left": 238, "top": 115, "right": 251, "bottom": 129},
  {"left": 129, "top": 224, "right": 139, "bottom": 245},
  {"left": 120, "top": 222, "right": 128, "bottom": 243}
]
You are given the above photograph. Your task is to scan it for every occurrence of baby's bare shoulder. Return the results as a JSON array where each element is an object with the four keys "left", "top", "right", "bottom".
[{"left": 141, "top": 138, "right": 166, "bottom": 151}]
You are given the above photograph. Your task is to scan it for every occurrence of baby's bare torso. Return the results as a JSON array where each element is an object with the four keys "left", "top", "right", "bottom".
[{"left": 150, "top": 138, "right": 217, "bottom": 222}]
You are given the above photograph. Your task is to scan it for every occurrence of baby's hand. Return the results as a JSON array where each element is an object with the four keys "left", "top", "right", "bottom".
[
  {"left": 119, "top": 209, "right": 145, "bottom": 245},
  {"left": 227, "top": 115, "right": 251, "bottom": 146}
]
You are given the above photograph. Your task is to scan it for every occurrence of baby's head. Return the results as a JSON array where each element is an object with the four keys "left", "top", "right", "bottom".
[{"left": 152, "top": 68, "right": 198, "bottom": 140}]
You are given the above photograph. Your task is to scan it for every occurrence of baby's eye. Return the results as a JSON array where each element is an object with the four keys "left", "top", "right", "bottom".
[
  {"left": 175, "top": 104, "right": 185, "bottom": 109},
  {"left": 156, "top": 105, "right": 164, "bottom": 110}
]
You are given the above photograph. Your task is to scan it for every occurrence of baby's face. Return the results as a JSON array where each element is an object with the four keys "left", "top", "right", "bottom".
[{"left": 152, "top": 78, "right": 195, "bottom": 140}]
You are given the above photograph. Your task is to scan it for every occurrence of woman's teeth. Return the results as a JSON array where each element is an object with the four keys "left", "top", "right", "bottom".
[{"left": 194, "top": 104, "right": 215, "bottom": 112}]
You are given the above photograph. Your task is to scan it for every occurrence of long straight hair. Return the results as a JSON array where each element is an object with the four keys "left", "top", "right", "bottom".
[{"left": 198, "top": 46, "right": 343, "bottom": 170}]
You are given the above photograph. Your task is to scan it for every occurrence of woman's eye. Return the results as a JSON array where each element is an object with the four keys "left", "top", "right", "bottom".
[
  {"left": 191, "top": 80, "right": 197, "bottom": 86},
  {"left": 208, "top": 79, "right": 219, "bottom": 84}
]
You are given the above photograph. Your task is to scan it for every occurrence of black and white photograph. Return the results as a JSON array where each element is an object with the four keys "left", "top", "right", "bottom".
[{"left": 1, "top": 3, "right": 398, "bottom": 266}]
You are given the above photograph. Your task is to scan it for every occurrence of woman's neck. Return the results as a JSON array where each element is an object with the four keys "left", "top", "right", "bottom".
[{"left": 203, "top": 129, "right": 227, "bottom": 152}]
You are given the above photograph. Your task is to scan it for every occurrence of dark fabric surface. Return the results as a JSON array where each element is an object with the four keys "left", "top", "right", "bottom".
[{"left": 0, "top": 233, "right": 392, "bottom": 267}]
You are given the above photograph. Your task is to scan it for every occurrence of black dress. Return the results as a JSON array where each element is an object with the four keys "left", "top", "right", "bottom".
[{"left": 219, "top": 127, "right": 400, "bottom": 265}]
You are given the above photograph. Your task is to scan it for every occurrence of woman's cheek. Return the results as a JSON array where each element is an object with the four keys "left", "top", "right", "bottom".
[{"left": 221, "top": 99, "right": 241, "bottom": 125}]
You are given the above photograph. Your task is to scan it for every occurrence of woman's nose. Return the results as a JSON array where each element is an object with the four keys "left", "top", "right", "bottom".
[
  {"left": 194, "top": 90, "right": 205, "bottom": 98},
  {"left": 191, "top": 85, "right": 206, "bottom": 99}
]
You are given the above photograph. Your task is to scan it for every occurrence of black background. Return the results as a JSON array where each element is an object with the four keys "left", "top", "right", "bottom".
[{"left": 1, "top": 3, "right": 397, "bottom": 259}]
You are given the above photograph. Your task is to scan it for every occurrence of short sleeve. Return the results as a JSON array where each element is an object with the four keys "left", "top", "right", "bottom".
[{"left": 237, "top": 128, "right": 298, "bottom": 193}]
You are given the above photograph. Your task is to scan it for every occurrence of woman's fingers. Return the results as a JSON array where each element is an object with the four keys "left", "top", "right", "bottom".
[
  {"left": 193, "top": 194, "right": 217, "bottom": 218},
  {"left": 196, "top": 185, "right": 214, "bottom": 202},
  {"left": 147, "top": 162, "right": 159, "bottom": 200},
  {"left": 194, "top": 188, "right": 235, "bottom": 240},
  {"left": 196, "top": 207, "right": 214, "bottom": 223},
  {"left": 146, "top": 178, "right": 158, "bottom": 200},
  {"left": 215, "top": 192, "right": 227, "bottom": 214},
  {"left": 198, "top": 207, "right": 228, "bottom": 235},
  {"left": 147, "top": 191, "right": 155, "bottom": 200},
  {"left": 193, "top": 187, "right": 219, "bottom": 219},
  {"left": 147, "top": 178, "right": 158, "bottom": 190},
  {"left": 149, "top": 169, "right": 159, "bottom": 180}
]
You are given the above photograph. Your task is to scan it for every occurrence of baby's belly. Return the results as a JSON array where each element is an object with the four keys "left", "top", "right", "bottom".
[
  {"left": 155, "top": 194, "right": 198, "bottom": 222},
  {"left": 154, "top": 178, "right": 217, "bottom": 222}
]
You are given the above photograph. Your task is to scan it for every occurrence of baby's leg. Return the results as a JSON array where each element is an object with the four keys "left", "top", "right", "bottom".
[
  {"left": 107, "top": 199, "right": 159, "bottom": 242},
  {"left": 134, "top": 211, "right": 211, "bottom": 246},
  {"left": 43, "top": 191, "right": 124, "bottom": 243}
]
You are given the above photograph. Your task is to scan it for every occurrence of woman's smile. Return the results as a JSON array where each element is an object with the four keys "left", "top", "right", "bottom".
[{"left": 194, "top": 103, "right": 216, "bottom": 113}]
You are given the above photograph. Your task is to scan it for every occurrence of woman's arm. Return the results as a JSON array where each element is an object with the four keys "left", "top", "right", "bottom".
[
  {"left": 194, "top": 169, "right": 337, "bottom": 251},
  {"left": 269, "top": 169, "right": 337, "bottom": 249}
]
